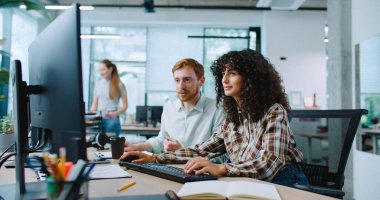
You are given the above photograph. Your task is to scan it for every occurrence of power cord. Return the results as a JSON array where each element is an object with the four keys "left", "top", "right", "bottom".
[{"left": 0, "top": 142, "right": 15, "bottom": 160}]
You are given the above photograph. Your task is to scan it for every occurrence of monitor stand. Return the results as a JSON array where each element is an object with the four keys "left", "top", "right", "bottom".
[{"left": 10, "top": 60, "right": 44, "bottom": 198}]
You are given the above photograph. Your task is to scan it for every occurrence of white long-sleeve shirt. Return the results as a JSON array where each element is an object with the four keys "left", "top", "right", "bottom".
[{"left": 147, "top": 95, "right": 225, "bottom": 153}]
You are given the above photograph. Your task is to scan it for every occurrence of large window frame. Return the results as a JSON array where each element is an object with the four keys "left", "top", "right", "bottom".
[
  {"left": 85, "top": 26, "right": 148, "bottom": 120},
  {"left": 200, "top": 27, "right": 261, "bottom": 98}
]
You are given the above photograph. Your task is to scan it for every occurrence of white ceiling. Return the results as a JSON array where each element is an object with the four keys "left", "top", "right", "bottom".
[{"left": 40, "top": 0, "right": 326, "bottom": 10}]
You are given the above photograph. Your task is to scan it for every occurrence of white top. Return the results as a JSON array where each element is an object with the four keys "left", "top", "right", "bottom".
[
  {"left": 94, "top": 78, "right": 127, "bottom": 113},
  {"left": 147, "top": 94, "right": 226, "bottom": 153}
]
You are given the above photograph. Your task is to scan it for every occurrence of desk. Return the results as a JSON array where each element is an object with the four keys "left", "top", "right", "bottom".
[
  {"left": 121, "top": 125, "right": 160, "bottom": 138},
  {"left": 0, "top": 149, "right": 337, "bottom": 200},
  {"left": 361, "top": 128, "right": 380, "bottom": 154},
  {"left": 295, "top": 132, "right": 328, "bottom": 162}
]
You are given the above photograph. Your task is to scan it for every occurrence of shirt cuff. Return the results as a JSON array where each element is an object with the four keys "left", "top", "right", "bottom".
[
  {"left": 223, "top": 163, "right": 240, "bottom": 176},
  {"left": 155, "top": 154, "right": 166, "bottom": 164},
  {"left": 147, "top": 138, "right": 163, "bottom": 154}
]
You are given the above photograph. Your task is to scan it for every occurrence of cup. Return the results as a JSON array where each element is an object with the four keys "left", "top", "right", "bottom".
[{"left": 110, "top": 137, "right": 126, "bottom": 159}]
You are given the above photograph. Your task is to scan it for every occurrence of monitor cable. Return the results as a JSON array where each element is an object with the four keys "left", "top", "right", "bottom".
[{"left": 0, "top": 142, "right": 15, "bottom": 161}]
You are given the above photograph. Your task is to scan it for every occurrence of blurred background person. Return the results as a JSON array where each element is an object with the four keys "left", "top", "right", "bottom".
[{"left": 90, "top": 59, "right": 128, "bottom": 137}]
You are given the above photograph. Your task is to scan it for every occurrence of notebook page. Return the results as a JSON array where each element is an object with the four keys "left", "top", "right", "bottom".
[
  {"left": 227, "top": 181, "right": 281, "bottom": 200},
  {"left": 177, "top": 180, "right": 228, "bottom": 198}
]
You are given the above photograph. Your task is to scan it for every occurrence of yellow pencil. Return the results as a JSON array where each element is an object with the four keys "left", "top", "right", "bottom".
[
  {"left": 117, "top": 181, "right": 136, "bottom": 192},
  {"left": 59, "top": 147, "right": 66, "bottom": 181}
]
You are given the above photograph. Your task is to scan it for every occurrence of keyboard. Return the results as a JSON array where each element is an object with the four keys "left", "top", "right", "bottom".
[{"left": 119, "top": 161, "right": 217, "bottom": 183}]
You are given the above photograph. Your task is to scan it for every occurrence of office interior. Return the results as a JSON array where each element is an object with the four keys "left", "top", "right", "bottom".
[{"left": 0, "top": 0, "right": 379, "bottom": 199}]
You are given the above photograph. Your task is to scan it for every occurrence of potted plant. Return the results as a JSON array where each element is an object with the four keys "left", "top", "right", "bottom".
[
  {"left": 0, "top": 115, "right": 14, "bottom": 152},
  {"left": 0, "top": 38, "right": 13, "bottom": 152}
]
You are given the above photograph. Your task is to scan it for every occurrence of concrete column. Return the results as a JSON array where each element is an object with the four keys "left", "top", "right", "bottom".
[
  {"left": 327, "top": 1, "right": 354, "bottom": 199},
  {"left": 327, "top": 1, "right": 353, "bottom": 109}
]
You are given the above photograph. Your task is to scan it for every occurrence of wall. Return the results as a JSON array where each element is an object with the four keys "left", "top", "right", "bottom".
[
  {"left": 82, "top": 8, "right": 327, "bottom": 108},
  {"left": 352, "top": 0, "right": 380, "bottom": 199},
  {"left": 265, "top": 11, "right": 327, "bottom": 109}
]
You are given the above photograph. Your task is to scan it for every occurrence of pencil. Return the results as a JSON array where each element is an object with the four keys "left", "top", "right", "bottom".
[
  {"left": 117, "top": 181, "right": 136, "bottom": 192},
  {"left": 60, "top": 147, "right": 66, "bottom": 181}
]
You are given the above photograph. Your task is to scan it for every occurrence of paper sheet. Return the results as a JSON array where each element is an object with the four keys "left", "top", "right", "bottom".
[
  {"left": 95, "top": 151, "right": 112, "bottom": 159},
  {"left": 89, "top": 164, "right": 132, "bottom": 179}
]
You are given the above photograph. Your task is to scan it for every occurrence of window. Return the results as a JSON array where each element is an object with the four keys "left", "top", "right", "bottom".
[
  {"left": 7, "top": 10, "right": 37, "bottom": 114},
  {"left": 86, "top": 26, "right": 147, "bottom": 119},
  {"left": 358, "top": 35, "right": 380, "bottom": 127},
  {"left": 0, "top": 11, "right": 3, "bottom": 65},
  {"left": 203, "top": 28, "right": 260, "bottom": 97},
  {"left": 146, "top": 26, "right": 203, "bottom": 106},
  {"left": 10, "top": 10, "right": 37, "bottom": 82}
]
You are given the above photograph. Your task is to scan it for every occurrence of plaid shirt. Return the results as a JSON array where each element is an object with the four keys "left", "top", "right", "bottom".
[{"left": 156, "top": 103, "right": 304, "bottom": 181}]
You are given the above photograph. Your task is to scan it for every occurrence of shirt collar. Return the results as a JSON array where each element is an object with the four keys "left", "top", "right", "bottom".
[{"left": 174, "top": 93, "right": 206, "bottom": 113}]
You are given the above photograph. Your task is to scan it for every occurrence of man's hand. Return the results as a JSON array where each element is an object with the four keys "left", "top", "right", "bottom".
[
  {"left": 184, "top": 157, "right": 228, "bottom": 176},
  {"left": 164, "top": 137, "right": 183, "bottom": 152},
  {"left": 124, "top": 141, "right": 138, "bottom": 152},
  {"left": 119, "top": 151, "right": 156, "bottom": 163}
]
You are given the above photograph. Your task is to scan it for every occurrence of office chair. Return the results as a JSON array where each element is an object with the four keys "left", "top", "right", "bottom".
[
  {"left": 85, "top": 113, "right": 109, "bottom": 149},
  {"left": 288, "top": 109, "right": 368, "bottom": 199}
]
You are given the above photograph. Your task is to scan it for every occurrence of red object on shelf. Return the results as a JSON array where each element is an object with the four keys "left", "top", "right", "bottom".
[{"left": 371, "top": 117, "right": 379, "bottom": 125}]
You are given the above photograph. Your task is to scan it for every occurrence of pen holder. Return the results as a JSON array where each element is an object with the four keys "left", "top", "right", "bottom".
[{"left": 47, "top": 176, "right": 89, "bottom": 200}]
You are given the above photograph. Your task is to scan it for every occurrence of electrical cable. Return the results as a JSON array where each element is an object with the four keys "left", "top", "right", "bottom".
[
  {"left": 0, "top": 142, "right": 15, "bottom": 160},
  {"left": 0, "top": 152, "right": 16, "bottom": 168}
]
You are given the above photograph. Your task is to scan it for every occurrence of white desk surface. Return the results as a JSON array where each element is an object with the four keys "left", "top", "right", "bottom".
[
  {"left": 362, "top": 128, "right": 380, "bottom": 135},
  {"left": 0, "top": 148, "right": 337, "bottom": 200}
]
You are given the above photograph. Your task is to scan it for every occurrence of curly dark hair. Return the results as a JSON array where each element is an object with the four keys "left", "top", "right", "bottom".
[{"left": 211, "top": 49, "right": 290, "bottom": 127}]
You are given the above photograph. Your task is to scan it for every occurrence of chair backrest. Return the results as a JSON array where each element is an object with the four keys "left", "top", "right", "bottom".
[{"left": 288, "top": 109, "right": 367, "bottom": 189}]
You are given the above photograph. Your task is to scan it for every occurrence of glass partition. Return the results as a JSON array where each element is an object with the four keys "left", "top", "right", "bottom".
[{"left": 356, "top": 34, "right": 380, "bottom": 155}]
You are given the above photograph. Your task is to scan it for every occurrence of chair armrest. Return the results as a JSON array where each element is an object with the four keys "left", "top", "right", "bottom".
[{"left": 294, "top": 184, "right": 345, "bottom": 198}]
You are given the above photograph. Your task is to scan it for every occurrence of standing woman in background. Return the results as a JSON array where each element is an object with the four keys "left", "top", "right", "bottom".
[{"left": 90, "top": 59, "right": 128, "bottom": 137}]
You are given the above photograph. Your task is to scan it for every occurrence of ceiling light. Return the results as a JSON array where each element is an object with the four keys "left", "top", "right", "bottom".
[
  {"left": 79, "top": 6, "right": 94, "bottom": 11},
  {"left": 45, "top": 5, "right": 94, "bottom": 11},
  {"left": 45, "top": 5, "right": 71, "bottom": 10},
  {"left": 80, "top": 34, "right": 121, "bottom": 39},
  {"left": 19, "top": 4, "right": 27, "bottom": 9}
]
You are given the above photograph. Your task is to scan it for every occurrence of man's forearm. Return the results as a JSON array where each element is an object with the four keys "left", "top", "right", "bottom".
[{"left": 135, "top": 142, "right": 154, "bottom": 152}]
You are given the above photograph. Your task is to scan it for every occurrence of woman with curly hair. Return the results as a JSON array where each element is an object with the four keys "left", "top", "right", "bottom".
[{"left": 121, "top": 49, "right": 308, "bottom": 187}]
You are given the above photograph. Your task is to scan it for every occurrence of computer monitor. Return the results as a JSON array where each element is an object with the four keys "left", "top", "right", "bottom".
[
  {"left": 136, "top": 106, "right": 148, "bottom": 123},
  {"left": 9, "top": 4, "right": 86, "bottom": 197},
  {"left": 136, "top": 106, "right": 163, "bottom": 125},
  {"left": 28, "top": 4, "right": 86, "bottom": 162},
  {"left": 150, "top": 106, "right": 163, "bottom": 124}
]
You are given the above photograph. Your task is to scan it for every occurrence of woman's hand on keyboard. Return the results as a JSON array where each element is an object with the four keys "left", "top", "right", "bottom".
[{"left": 184, "top": 157, "right": 228, "bottom": 176}]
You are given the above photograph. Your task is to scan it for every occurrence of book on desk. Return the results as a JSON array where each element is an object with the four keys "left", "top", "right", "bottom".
[{"left": 177, "top": 180, "right": 281, "bottom": 200}]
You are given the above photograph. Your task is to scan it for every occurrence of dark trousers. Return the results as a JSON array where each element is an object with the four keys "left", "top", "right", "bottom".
[{"left": 271, "top": 163, "right": 309, "bottom": 188}]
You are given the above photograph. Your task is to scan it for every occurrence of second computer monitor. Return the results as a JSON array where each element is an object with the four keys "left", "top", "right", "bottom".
[{"left": 136, "top": 106, "right": 163, "bottom": 125}]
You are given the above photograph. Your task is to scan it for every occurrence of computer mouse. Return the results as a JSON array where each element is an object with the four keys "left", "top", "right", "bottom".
[{"left": 122, "top": 155, "right": 140, "bottom": 162}]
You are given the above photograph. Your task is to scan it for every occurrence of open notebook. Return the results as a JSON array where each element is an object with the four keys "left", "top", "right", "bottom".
[
  {"left": 177, "top": 180, "right": 281, "bottom": 200},
  {"left": 89, "top": 164, "right": 132, "bottom": 179}
]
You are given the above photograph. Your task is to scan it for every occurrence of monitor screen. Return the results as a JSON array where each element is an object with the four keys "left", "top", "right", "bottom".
[
  {"left": 135, "top": 106, "right": 163, "bottom": 125},
  {"left": 28, "top": 4, "right": 86, "bottom": 161},
  {"left": 151, "top": 106, "right": 163, "bottom": 124},
  {"left": 136, "top": 106, "right": 147, "bottom": 123}
]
